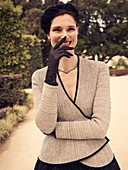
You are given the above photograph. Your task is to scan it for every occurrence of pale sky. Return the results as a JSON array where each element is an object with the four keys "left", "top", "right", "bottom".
[
  {"left": 59, "top": 0, "right": 71, "bottom": 4},
  {"left": 42, "top": 0, "right": 71, "bottom": 4}
]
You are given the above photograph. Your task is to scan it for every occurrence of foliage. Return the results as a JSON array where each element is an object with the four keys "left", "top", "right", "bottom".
[
  {"left": 23, "top": 8, "right": 44, "bottom": 39},
  {"left": 0, "top": 0, "right": 28, "bottom": 74},
  {"left": 0, "top": 0, "right": 43, "bottom": 87},
  {"left": 0, "top": 74, "right": 24, "bottom": 108},
  {"left": 0, "top": 107, "right": 9, "bottom": 119},
  {"left": 11, "top": 0, "right": 43, "bottom": 10},
  {"left": 22, "top": 34, "right": 43, "bottom": 87},
  {"left": 70, "top": 0, "right": 128, "bottom": 62},
  {"left": 0, "top": 105, "right": 26, "bottom": 143},
  {"left": 44, "top": 0, "right": 60, "bottom": 7},
  {"left": 117, "top": 58, "right": 128, "bottom": 68},
  {"left": 0, "top": 92, "right": 33, "bottom": 144},
  {"left": 22, "top": 92, "right": 33, "bottom": 109}
]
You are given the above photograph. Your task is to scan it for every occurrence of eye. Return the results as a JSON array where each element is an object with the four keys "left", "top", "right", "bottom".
[
  {"left": 68, "top": 28, "right": 75, "bottom": 31},
  {"left": 53, "top": 28, "right": 61, "bottom": 32}
]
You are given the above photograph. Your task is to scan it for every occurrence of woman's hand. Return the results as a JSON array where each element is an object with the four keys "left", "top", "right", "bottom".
[{"left": 45, "top": 36, "right": 74, "bottom": 85}]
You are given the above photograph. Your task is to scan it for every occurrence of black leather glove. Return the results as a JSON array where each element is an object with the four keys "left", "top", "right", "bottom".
[{"left": 45, "top": 36, "right": 74, "bottom": 85}]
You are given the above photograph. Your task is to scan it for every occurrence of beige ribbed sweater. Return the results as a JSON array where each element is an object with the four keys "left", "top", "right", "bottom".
[{"left": 32, "top": 56, "right": 114, "bottom": 167}]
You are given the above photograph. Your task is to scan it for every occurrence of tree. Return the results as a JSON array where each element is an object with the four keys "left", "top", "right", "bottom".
[
  {"left": 23, "top": 8, "right": 44, "bottom": 39},
  {"left": 0, "top": 0, "right": 43, "bottom": 87},
  {"left": 100, "top": 0, "right": 128, "bottom": 62},
  {"left": 11, "top": 0, "right": 43, "bottom": 9},
  {"left": 44, "top": 0, "right": 59, "bottom": 6},
  {"left": 70, "top": 0, "right": 128, "bottom": 62},
  {"left": 0, "top": 0, "right": 27, "bottom": 74},
  {"left": 11, "top": 0, "right": 26, "bottom": 6},
  {"left": 22, "top": 34, "right": 43, "bottom": 87}
]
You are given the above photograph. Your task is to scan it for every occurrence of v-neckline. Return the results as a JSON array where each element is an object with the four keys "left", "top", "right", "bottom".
[{"left": 57, "top": 55, "right": 79, "bottom": 104}]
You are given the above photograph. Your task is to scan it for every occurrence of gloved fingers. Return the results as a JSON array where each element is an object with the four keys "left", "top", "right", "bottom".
[
  {"left": 59, "top": 50, "right": 73, "bottom": 57},
  {"left": 58, "top": 46, "right": 74, "bottom": 51},
  {"left": 53, "top": 36, "right": 66, "bottom": 50},
  {"left": 57, "top": 51, "right": 72, "bottom": 59},
  {"left": 59, "top": 53, "right": 71, "bottom": 59}
]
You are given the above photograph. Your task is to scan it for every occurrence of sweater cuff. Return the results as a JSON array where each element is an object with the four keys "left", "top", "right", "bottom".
[
  {"left": 42, "top": 82, "right": 58, "bottom": 102},
  {"left": 44, "top": 80, "right": 58, "bottom": 86},
  {"left": 49, "top": 129, "right": 56, "bottom": 138}
]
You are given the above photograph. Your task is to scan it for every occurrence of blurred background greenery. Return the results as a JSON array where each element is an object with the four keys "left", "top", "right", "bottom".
[{"left": 0, "top": 0, "right": 128, "bottom": 88}]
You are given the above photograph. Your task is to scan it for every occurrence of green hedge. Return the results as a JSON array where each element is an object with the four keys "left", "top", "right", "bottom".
[
  {"left": 0, "top": 74, "right": 26, "bottom": 108},
  {"left": 0, "top": 0, "right": 43, "bottom": 89}
]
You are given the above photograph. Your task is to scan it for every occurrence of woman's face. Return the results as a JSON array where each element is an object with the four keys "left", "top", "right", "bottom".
[{"left": 48, "top": 14, "right": 78, "bottom": 50}]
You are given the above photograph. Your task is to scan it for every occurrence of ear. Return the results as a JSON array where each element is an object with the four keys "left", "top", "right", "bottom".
[{"left": 47, "top": 33, "right": 50, "bottom": 40}]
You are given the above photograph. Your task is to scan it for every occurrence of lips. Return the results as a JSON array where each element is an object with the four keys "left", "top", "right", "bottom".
[{"left": 61, "top": 41, "right": 71, "bottom": 47}]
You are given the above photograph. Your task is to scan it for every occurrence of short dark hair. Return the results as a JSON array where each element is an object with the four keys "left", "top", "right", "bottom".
[{"left": 41, "top": 3, "right": 79, "bottom": 34}]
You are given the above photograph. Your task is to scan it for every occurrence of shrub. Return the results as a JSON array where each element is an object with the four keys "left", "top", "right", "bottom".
[
  {"left": 0, "top": 1, "right": 43, "bottom": 89},
  {"left": 110, "top": 69, "right": 128, "bottom": 76},
  {"left": 22, "top": 92, "right": 33, "bottom": 109},
  {"left": 0, "top": 93, "right": 33, "bottom": 144},
  {"left": 0, "top": 0, "right": 28, "bottom": 75},
  {"left": 0, "top": 107, "right": 9, "bottom": 119},
  {"left": 6, "top": 105, "right": 28, "bottom": 126},
  {"left": 22, "top": 34, "right": 43, "bottom": 88},
  {"left": 0, "top": 74, "right": 25, "bottom": 108},
  {"left": 0, "top": 119, "right": 12, "bottom": 142}
]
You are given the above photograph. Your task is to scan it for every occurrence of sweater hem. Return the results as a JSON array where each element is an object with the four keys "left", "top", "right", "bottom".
[{"left": 39, "top": 136, "right": 110, "bottom": 165}]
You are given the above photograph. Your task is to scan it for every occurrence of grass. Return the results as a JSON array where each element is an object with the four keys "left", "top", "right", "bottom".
[{"left": 0, "top": 92, "right": 33, "bottom": 144}]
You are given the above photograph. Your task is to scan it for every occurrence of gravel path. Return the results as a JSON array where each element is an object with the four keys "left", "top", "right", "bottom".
[
  {"left": 0, "top": 108, "right": 43, "bottom": 170},
  {"left": 0, "top": 76, "right": 128, "bottom": 170}
]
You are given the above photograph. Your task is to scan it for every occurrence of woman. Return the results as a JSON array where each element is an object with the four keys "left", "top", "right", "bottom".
[{"left": 32, "top": 3, "right": 120, "bottom": 170}]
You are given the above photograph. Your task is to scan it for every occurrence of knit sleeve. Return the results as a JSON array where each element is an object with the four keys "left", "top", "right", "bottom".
[
  {"left": 55, "top": 63, "right": 111, "bottom": 140},
  {"left": 32, "top": 70, "right": 58, "bottom": 135}
]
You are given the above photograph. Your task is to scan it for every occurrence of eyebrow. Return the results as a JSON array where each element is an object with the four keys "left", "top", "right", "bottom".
[{"left": 52, "top": 25, "right": 76, "bottom": 29}]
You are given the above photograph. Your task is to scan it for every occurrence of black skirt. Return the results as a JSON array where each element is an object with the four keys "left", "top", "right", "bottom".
[{"left": 34, "top": 157, "right": 120, "bottom": 170}]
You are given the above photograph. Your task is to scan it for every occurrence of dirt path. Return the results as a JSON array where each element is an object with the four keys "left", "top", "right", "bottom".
[
  {"left": 0, "top": 76, "right": 128, "bottom": 170},
  {"left": 0, "top": 108, "right": 44, "bottom": 170}
]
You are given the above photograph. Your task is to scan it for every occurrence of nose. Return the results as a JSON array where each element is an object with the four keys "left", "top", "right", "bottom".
[{"left": 61, "top": 30, "right": 69, "bottom": 39}]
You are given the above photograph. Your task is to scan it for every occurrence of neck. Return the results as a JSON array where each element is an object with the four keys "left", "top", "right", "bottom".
[{"left": 58, "top": 53, "right": 78, "bottom": 71}]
